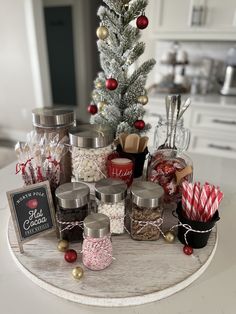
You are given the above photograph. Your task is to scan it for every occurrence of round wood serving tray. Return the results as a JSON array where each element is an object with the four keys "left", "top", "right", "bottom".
[{"left": 7, "top": 213, "right": 217, "bottom": 307}]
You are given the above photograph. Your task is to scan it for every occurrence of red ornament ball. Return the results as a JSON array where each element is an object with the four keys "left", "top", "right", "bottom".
[
  {"left": 64, "top": 249, "right": 77, "bottom": 263},
  {"left": 136, "top": 15, "right": 149, "bottom": 29},
  {"left": 87, "top": 104, "right": 98, "bottom": 115},
  {"left": 106, "top": 78, "right": 118, "bottom": 90},
  {"left": 134, "top": 119, "right": 145, "bottom": 130},
  {"left": 183, "top": 245, "right": 193, "bottom": 255}
]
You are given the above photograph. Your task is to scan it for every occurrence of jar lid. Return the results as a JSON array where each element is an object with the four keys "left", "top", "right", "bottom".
[
  {"left": 95, "top": 178, "right": 127, "bottom": 203},
  {"left": 83, "top": 213, "right": 110, "bottom": 238},
  {"left": 55, "top": 182, "right": 90, "bottom": 209},
  {"left": 32, "top": 108, "right": 75, "bottom": 127},
  {"left": 131, "top": 181, "right": 164, "bottom": 208},
  {"left": 69, "top": 124, "right": 114, "bottom": 148}
]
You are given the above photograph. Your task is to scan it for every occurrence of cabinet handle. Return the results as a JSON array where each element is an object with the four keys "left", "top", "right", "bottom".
[
  {"left": 212, "top": 119, "right": 236, "bottom": 125},
  {"left": 208, "top": 144, "right": 234, "bottom": 151}
]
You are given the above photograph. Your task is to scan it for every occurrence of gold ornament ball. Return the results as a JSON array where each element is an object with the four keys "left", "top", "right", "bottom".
[
  {"left": 96, "top": 81, "right": 103, "bottom": 89},
  {"left": 57, "top": 240, "right": 69, "bottom": 252},
  {"left": 164, "top": 231, "right": 175, "bottom": 243},
  {"left": 138, "top": 95, "right": 149, "bottom": 105},
  {"left": 96, "top": 26, "right": 109, "bottom": 40},
  {"left": 72, "top": 266, "right": 84, "bottom": 280},
  {"left": 98, "top": 101, "right": 107, "bottom": 111}
]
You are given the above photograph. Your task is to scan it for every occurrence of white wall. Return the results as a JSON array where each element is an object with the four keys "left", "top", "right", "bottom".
[{"left": 0, "top": 0, "right": 40, "bottom": 139}]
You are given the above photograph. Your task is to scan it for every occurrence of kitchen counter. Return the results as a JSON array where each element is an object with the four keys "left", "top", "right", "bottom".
[{"left": 0, "top": 153, "right": 236, "bottom": 314}]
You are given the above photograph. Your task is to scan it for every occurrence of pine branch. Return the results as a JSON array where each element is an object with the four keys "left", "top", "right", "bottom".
[
  {"left": 127, "top": 42, "right": 145, "bottom": 65},
  {"left": 124, "top": 0, "right": 148, "bottom": 25},
  {"left": 97, "top": 41, "right": 123, "bottom": 64},
  {"left": 128, "top": 58, "right": 156, "bottom": 86}
]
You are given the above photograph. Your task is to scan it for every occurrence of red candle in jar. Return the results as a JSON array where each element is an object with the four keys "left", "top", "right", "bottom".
[{"left": 108, "top": 158, "right": 133, "bottom": 187}]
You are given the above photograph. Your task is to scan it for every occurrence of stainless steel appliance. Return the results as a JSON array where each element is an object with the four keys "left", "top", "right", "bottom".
[{"left": 221, "top": 47, "right": 236, "bottom": 96}]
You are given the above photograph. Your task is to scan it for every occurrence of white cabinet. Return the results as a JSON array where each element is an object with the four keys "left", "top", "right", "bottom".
[
  {"left": 146, "top": 95, "right": 236, "bottom": 159},
  {"left": 148, "top": 0, "right": 236, "bottom": 41}
]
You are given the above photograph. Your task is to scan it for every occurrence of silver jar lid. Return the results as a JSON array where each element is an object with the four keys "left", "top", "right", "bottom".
[
  {"left": 32, "top": 108, "right": 75, "bottom": 127},
  {"left": 69, "top": 124, "right": 114, "bottom": 148},
  {"left": 131, "top": 181, "right": 164, "bottom": 208},
  {"left": 95, "top": 178, "right": 127, "bottom": 203},
  {"left": 55, "top": 182, "right": 90, "bottom": 209},
  {"left": 83, "top": 213, "right": 110, "bottom": 238}
]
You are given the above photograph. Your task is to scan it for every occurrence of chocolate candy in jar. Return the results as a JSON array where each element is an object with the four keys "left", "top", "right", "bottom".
[
  {"left": 131, "top": 181, "right": 164, "bottom": 241},
  {"left": 147, "top": 149, "right": 193, "bottom": 204},
  {"left": 82, "top": 213, "right": 112, "bottom": 270},
  {"left": 69, "top": 124, "right": 114, "bottom": 183},
  {"left": 55, "top": 182, "right": 90, "bottom": 242},
  {"left": 95, "top": 178, "right": 127, "bottom": 235},
  {"left": 32, "top": 108, "right": 75, "bottom": 184}
]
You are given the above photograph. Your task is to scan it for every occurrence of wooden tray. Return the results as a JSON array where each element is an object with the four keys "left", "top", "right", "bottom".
[{"left": 7, "top": 213, "right": 217, "bottom": 307}]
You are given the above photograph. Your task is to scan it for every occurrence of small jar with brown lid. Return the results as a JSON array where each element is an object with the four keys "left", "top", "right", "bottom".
[
  {"left": 32, "top": 108, "right": 75, "bottom": 184},
  {"left": 130, "top": 181, "right": 164, "bottom": 241},
  {"left": 55, "top": 182, "right": 90, "bottom": 242}
]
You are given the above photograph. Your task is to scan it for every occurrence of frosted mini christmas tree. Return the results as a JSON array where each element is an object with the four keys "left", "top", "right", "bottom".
[{"left": 88, "top": 0, "right": 156, "bottom": 136}]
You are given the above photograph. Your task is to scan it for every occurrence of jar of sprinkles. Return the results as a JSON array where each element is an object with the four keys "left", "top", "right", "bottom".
[
  {"left": 55, "top": 182, "right": 90, "bottom": 242},
  {"left": 82, "top": 213, "right": 112, "bottom": 270},
  {"left": 69, "top": 124, "right": 114, "bottom": 182},
  {"left": 32, "top": 108, "right": 75, "bottom": 184},
  {"left": 130, "top": 181, "right": 164, "bottom": 241},
  {"left": 95, "top": 178, "right": 127, "bottom": 234}
]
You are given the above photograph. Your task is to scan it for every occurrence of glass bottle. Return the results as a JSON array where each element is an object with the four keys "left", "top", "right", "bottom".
[
  {"left": 95, "top": 178, "right": 127, "bottom": 235},
  {"left": 130, "top": 181, "right": 164, "bottom": 241},
  {"left": 82, "top": 213, "right": 112, "bottom": 270}
]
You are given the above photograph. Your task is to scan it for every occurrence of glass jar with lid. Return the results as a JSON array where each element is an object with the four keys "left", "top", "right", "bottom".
[
  {"left": 69, "top": 124, "right": 114, "bottom": 182},
  {"left": 95, "top": 178, "right": 127, "bottom": 235},
  {"left": 32, "top": 108, "right": 76, "bottom": 184},
  {"left": 82, "top": 213, "right": 112, "bottom": 270},
  {"left": 130, "top": 181, "right": 164, "bottom": 241},
  {"left": 55, "top": 182, "right": 90, "bottom": 242}
]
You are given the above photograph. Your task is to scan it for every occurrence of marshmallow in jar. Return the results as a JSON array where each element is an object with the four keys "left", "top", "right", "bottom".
[
  {"left": 69, "top": 124, "right": 114, "bottom": 182},
  {"left": 95, "top": 178, "right": 127, "bottom": 234},
  {"left": 82, "top": 213, "right": 112, "bottom": 270}
]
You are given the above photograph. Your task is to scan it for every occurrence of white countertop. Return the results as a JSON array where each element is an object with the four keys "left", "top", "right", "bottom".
[
  {"left": 0, "top": 153, "right": 236, "bottom": 314},
  {"left": 149, "top": 93, "right": 236, "bottom": 109}
]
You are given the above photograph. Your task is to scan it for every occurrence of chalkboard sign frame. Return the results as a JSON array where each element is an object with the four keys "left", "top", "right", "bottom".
[{"left": 7, "top": 181, "right": 56, "bottom": 253}]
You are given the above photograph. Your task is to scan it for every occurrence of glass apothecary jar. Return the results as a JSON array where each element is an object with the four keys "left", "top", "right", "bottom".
[
  {"left": 32, "top": 108, "right": 75, "bottom": 184},
  {"left": 95, "top": 178, "right": 127, "bottom": 234},
  {"left": 55, "top": 182, "right": 90, "bottom": 242},
  {"left": 153, "top": 116, "right": 190, "bottom": 153},
  {"left": 82, "top": 213, "right": 112, "bottom": 270},
  {"left": 148, "top": 149, "right": 193, "bottom": 204},
  {"left": 130, "top": 181, "right": 164, "bottom": 241},
  {"left": 69, "top": 124, "right": 114, "bottom": 182}
]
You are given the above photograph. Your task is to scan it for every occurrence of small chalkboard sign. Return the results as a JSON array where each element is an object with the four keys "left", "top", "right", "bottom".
[{"left": 7, "top": 181, "right": 56, "bottom": 253}]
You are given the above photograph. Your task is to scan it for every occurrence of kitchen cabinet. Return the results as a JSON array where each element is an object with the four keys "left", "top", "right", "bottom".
[
  {"left": 145, "top": 94, "right": 236, "bottom": 158},
  {"left": 148, "top": 0, "right": 236, "bottom": 41}
]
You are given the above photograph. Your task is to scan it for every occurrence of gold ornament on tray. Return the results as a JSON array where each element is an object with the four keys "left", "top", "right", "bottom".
[
  {"left": 98, "top": 101, "right": 107, "bottom": 112},
  {"left": 57, "top": 239, "right": 69, "bottom": 252},
  {"left": 164, "top": 231, "right": 175, "bottom": 243},
  {"left": 96, "top": 26, "right": 109, "bottom": 40},
  {"left": 138, "top": 95, "right": 148, "bottom": 106},
  {"left": 72, "top": 266, "right": 84, "bottom": 280}
]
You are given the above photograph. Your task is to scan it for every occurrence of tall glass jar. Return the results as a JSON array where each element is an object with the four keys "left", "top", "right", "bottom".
[
  {"left": 148, "top": 149, "right": 193, "bottom": 204},
  {"left": 95, "top": 178, "right": 127, "bottom": 234},
  {"left": 82, "top": 213, "right": 112, "bottom": 270},
  {"left": 55, "top": 182, "right": 90, "bottom": 242},
  {"left": 130, "top": 181, "right": 164, "bottom": 241},
  {"left": 153, "top": 116, "right": 190, "bottom": 153},
  {"left": 32, "top": 108, "right": 75, "bottom": 184},
  {"left": 69, "top": 124, "right": 114, "bottom": 182}
]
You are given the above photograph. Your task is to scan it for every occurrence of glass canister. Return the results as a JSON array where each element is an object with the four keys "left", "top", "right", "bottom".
[
  {"left": 32, "top": 108, "right": 75, "bottom": 184},
  {"left": 130, "top": 181, "right": 164, "bottom": 241},
  {"left": 69, "top": 124, "right": 114, "bottom": 182},
  {"left": 148, "top": 149, "right": 193, "bottom": 204},
  {"left": 55, "top": 182, "right": 90, "bottom": 242},
  {"left": 82, "top": 213, "right": 112, "bottom": 270},
  {"left": 153, "top": 116, "right": 190, "bottom": 152},
  {"left": 95, "top": 178, "right": 127, "bottom": 234}
]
